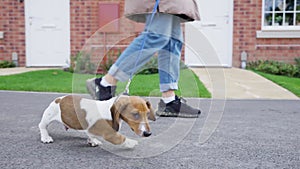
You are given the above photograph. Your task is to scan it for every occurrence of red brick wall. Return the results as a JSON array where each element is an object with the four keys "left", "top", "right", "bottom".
[
  {"left": 70, "top": 0, "right": 140, "bottom": 71},
  {"left": 233, "top": 0, "right": 300, "bottom": 67},
  {"left": 0, "top": 0, "right": 25, "bottom": 66}
]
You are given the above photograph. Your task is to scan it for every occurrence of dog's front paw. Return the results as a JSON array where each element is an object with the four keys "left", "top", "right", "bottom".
[
  {"left": 120, "top": 138, "right": 138, "bottom": 149},
  {"left": 41, "top": 136, "right": 53, "bottom": 144},
  {"left": 87, "top": 138, "right": 103, "bottom": 147}
]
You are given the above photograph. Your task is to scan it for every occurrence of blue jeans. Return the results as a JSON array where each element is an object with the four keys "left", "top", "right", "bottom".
[{"left": 108, "top": 13, "right": 183, "bottom": 92}]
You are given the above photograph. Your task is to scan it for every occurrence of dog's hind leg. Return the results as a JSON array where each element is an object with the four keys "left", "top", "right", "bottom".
[{"left": 39, "top": 99, "right": 62, "bottom": 143}]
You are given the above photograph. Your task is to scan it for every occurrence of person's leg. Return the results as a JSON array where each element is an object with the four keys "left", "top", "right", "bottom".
[
  {"left": 87, "top": 14, "right": 174, "bottom": 100},
  {"left": 107, "top": 32, "right": 170, "bottom": 82},
  {"left": 158, "top": 38, "right": 182, "bottom": 94},
  {"left": 156, "top": 15, "right": 201, "bottom": 118},
  {"left": 108, "top": 13, "right": 175, "bottom": 82},
  {"left": 158, "top": 14, "right": 183, "bottom": 96}
]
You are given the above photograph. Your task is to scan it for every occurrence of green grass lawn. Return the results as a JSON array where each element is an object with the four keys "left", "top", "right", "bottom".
[
  {"left": 254, "top": 71, "right": 300, "bottom": 97},
  {"left": 0, "top": 69, "right": 211, "bottom": 98}
]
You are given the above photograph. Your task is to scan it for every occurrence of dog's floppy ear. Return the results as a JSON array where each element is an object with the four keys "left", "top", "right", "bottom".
[
  {"left": 146, "top": 101, "right": 156, "bottom": 121},
  {"left": 110, "top": 104, "right": 120, "bottom": 131}
]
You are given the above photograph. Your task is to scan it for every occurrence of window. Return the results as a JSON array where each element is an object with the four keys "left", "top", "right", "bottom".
[{"left": 263, "top": 0, "right": 300, "bottom": 29}]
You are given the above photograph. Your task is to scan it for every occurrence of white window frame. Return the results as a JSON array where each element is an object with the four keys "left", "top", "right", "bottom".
[{"left": 262, "top": 0, "right": 300, "bottom": 31}]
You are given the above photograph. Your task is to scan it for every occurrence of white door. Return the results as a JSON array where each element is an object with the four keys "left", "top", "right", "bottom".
[
  {"left": 185, "top": 0, "right": 233, "bottom": 67},
  {"left": 25, "top": 0, "right": 70, "bottom": 67}
]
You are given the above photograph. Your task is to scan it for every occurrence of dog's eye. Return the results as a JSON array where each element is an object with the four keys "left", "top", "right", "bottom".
[{"left": 132, "top": 112, "right": 140, "bottom": 120}]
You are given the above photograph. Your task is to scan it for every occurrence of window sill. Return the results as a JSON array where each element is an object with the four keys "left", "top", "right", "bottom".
[{"left": 256, "top": 30, "right": 300, "bottom": 38}]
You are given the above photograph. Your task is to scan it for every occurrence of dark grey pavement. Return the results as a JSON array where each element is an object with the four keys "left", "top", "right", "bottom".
[{"left": 0, "top": 91, "right": 299, "bottom": 169}]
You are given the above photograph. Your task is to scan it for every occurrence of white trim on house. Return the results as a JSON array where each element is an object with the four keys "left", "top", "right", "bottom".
[{"left": 256, "top": 30, "right": 300, "bottom": 38}]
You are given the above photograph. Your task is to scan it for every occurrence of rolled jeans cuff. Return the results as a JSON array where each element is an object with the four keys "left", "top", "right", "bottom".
[
  {"left": 160, "top": 83, "right": 178, "bottom": 92},
  {"left": 108, "top": 64, "right": 130, "bottom": 82}
]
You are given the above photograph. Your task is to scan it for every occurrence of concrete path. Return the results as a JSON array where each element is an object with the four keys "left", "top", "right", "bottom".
[
  {"left": 191, "top": 68, "right": 299, "bottom": 100},
  {"left": 0, "top": 67, "right": 55, "bottom": 76}
]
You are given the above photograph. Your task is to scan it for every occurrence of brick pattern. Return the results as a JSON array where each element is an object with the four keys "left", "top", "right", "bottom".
[
  {"left": 0, "top": 0, "right": 25, "bottom": 66},
  {"left": 233, "top": 0, "right": 300, "bottom": 67},
  {"left": 70, "top": 0, "right": 140, "bottom": 72}
]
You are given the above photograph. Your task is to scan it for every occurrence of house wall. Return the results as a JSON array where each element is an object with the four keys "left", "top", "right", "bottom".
[
  {"left": 233, "top": 0, "right": 300, "bottom": 67},
  {"left": 0, "top": 0, "right": 138, "bottom": 68},
  {"left": 70, "top": 0, "right": 140, "bottom": 71},
  {"left": 1, "top": 0, "right": 299, "bottom": 68},
  {"left": 0, "top": 0, "right": 25, "bottom": 66}
]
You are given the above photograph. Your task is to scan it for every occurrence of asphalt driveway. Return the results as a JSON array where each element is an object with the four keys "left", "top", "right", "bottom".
[{"left": 0, "top": 91, "right": 299, "bottom": 169}]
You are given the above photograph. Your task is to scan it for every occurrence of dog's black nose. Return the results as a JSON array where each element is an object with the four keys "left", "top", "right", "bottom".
[{"left": 143, "top": 131, "right": 152, "bottom": 137}]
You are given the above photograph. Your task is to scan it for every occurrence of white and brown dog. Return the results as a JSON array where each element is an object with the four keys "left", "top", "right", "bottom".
[{"left": 38, "top": 95, "right": 156, "bottom": 149}]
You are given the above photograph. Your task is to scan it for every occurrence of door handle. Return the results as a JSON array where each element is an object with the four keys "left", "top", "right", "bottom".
[
  {"left": 41, "top": 24, "right": 56, "bottom": 29},
  {"left": 201, "top": 23, "right": 217, "bottom": 27}
]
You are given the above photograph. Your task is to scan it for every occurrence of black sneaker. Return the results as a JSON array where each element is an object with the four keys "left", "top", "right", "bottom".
[
  {"left": 156, "top": 96, "right": 201, "bottom": 118},
  {"left": 86, "top": 77, "right": 116, "bottom": 101}
]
